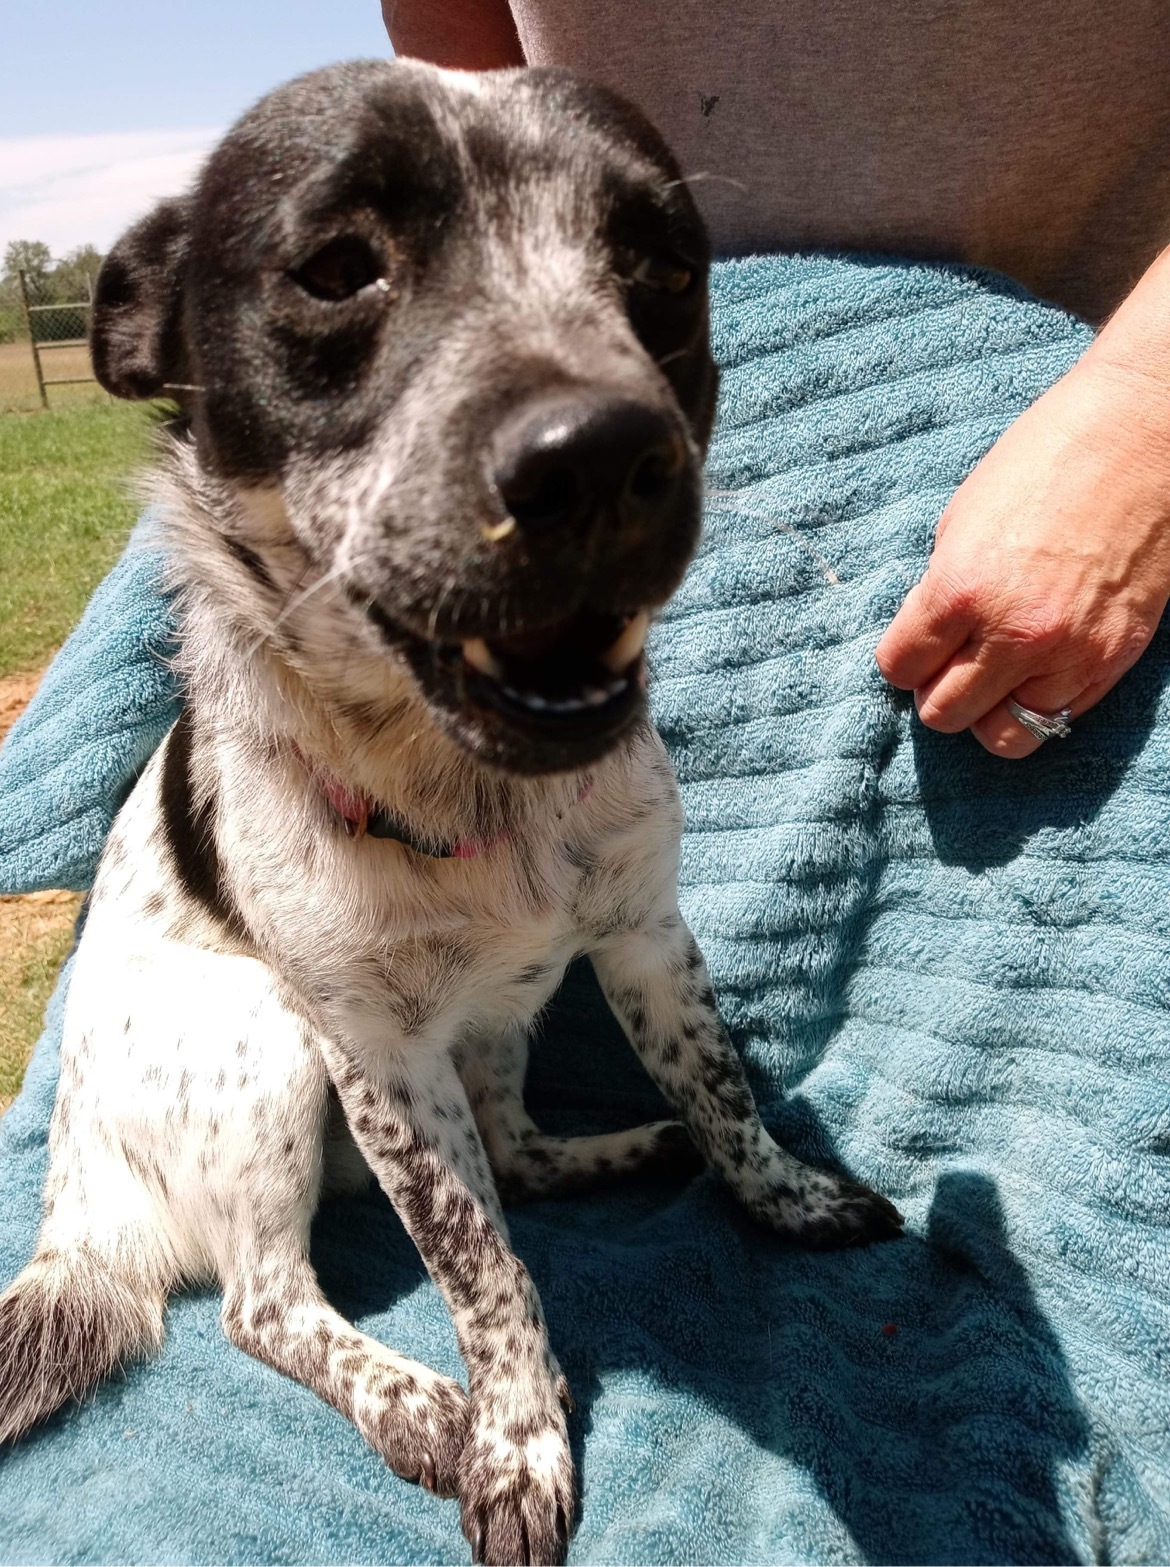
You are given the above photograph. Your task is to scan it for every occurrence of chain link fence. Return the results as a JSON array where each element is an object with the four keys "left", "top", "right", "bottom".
[{"left": 0, "top": 269, "right": 106, "bottom": 414}]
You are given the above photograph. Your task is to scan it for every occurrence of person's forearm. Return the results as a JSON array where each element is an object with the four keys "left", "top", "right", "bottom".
[
  {"left": 382, "top": 0, "right": 525, "bottom": 69},
  {"left": 1083, "top": 245, "right": 1170, "bottom": 413}
]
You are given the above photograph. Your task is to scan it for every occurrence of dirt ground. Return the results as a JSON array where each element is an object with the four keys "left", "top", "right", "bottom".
[
  {"left": 0, "top": 340, "right": 105, "bottom": 413},
  {"left": 0, "top": 668, "right": 83, "bottom": 1114},
  {"left": 0, "top": 667, "right": 42, "bottom": 738}
]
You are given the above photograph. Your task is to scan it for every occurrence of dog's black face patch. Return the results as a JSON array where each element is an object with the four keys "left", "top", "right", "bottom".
[{"left": 93, "top": 60, "right": 718, "bottom": 774}]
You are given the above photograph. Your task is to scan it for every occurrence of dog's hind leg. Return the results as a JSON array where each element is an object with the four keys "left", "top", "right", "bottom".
[
  {"left": 591, "top": 922, "right": 906, "bottom": 1247},
  {"left": 463, "top": 1026, "right": 703, "bottom": 1204},
  {"left": 221, "top": 1252, "right": 468, "bottom": 1494}
]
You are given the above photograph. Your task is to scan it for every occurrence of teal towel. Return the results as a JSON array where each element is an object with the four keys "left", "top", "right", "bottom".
[
  {"left": 2, "top": 252, "right": 1169, "bottom": 1565},
  {"left": 0, "top": 519, "right": 178, "bottom": 894}
]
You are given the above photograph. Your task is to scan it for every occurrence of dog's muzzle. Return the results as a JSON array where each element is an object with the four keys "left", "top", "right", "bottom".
[
  {"left": 490, "top": 393, "right": 688, "bottom": 539},
  {"left": 366, "top": 388, "right": 700, "bottom": 774}
]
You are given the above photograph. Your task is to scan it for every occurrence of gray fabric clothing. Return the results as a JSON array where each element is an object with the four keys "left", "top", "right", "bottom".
[{"left": 508, "top": 0, "right": 1170, "bottom": 322}]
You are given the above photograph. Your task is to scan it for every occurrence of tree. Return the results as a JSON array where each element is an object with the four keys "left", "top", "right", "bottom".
[
  {"left": 0, "top": 243, "right": 48, "bottom": 341},
  {"left": 51, "top": 245, "right": 104, "bottom": 302},
  {"left": 3, "top": 239, "right": 52, "bottom": 286},
  {"left": 0, "top": 239, "right": 106, "bottom": 343}
]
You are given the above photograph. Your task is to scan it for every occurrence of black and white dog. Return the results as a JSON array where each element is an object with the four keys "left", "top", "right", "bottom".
[{"left": 0, "top": 60, "right": 902, "bottom": 1565}]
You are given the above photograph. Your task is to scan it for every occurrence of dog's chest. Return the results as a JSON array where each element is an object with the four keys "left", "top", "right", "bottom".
[
  {"left": 198, "top": 732, "right": 670, "bottom": 1045},
  {"left": 303, "top": 825, "right": 611, "bottom": 1040},
  {"left": 368, "top": 787, "right": 669, "bottom": 1043}
]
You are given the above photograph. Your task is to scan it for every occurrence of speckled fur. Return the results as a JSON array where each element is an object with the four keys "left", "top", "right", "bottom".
[{"left": 0, "top": 59, "right": 901, "bottom": 1567}]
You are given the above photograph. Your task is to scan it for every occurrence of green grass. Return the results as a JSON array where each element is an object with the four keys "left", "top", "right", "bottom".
[
  {"left": 0, "top": 401, "right": 157, "bottom": 676},
  {"left": 1, "top": 399, "right": 156, "bottom": 1113}
]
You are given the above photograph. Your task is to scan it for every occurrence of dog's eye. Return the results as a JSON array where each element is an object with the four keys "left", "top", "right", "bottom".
[
  {"left": 292, "top": 237, "right": 385, "bottom": 302},
  {"left": 631, "top": 254, "right": 695, "bottom": 296}
]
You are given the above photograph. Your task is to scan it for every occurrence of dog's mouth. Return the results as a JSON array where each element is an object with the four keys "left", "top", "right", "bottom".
[
  {"left": 370, "top": 601, "right": 650, "bottom": 771},
  {"left": 459, "top": 608, "right": 647, "bottom": 727}
]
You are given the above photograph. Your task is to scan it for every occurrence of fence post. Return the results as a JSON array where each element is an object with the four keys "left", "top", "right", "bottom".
[{"left": 17, "top": 270, "right": 49, "bottom": 411}]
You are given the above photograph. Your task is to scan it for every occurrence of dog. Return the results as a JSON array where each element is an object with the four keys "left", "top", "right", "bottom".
[{"left": 0, "top": 60, "right": 903, "bottom": 1565}]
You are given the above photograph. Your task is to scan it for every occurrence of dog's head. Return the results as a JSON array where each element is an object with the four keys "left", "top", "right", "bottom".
[{"left": 92, "top": 60, "right": 717, "bottom": 774}]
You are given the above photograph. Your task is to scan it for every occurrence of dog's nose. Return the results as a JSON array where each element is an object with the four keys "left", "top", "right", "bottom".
[{"left": 492, "top": 396, "right": 687, "bottom": 534}]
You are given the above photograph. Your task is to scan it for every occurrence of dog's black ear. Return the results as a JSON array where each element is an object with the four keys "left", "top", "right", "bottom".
[{"left": 91, "top": 197, "right": 192, "bottom": 399}]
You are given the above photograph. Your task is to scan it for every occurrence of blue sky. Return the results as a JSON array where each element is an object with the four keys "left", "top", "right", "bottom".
[{"left": 1, "top": 0, "right": 395, "bottom": 259}]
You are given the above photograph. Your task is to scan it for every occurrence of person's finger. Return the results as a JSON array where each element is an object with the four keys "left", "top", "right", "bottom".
[
  {"left": 913, "top": 640, "right": 1034, "bottom": 733},
  {"left": 1010, "top": 629, "right": 1150, "bottom": 714},
  {"left": 969, "top": 676, "right": 1111, "bottom": 758},
  {"left": 1009, "top": 672, "right": 1086, "bottom": 713},
  {"left": 875, "top": 570, "right": 974, "bottom": 691},
  {"left": 969, "top": 696, "right": 1077, "bottom": 758}
]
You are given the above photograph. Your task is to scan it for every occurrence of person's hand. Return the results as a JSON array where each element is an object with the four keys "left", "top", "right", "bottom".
[{"left": 875, "top": 354, "right": 1170, "bottom": 757}]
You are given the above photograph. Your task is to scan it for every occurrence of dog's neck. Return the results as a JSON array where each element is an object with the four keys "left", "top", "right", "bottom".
[{"left": 157, "top": 442, "right": 606, "bottom": 847}]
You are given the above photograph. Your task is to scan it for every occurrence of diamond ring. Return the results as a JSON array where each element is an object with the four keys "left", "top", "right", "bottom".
[{"left": 1007, "top": 699, "right": 1073, "bottom": 742}]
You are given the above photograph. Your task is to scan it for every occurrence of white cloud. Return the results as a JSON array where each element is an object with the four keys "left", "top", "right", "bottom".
[{"left": 0, "top": 128, "right": 223, "bottom": 261}]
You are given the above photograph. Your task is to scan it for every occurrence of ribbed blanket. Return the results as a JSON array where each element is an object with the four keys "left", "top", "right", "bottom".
[{"left": 2, "top": 252, "right": 1168, "bottom": 1565}]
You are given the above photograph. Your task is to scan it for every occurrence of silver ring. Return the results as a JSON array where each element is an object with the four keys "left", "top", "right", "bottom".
[{"left": 1007, "top": 699, "right": 1073, "bottom": 742}]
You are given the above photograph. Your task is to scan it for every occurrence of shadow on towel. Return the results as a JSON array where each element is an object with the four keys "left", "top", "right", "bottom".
[
  {"left": 912, "top": 619, "right": 1170, "bottom": 874},
  {"left": 307, "top": 983, "right": 1089, "bottom": 1567}
]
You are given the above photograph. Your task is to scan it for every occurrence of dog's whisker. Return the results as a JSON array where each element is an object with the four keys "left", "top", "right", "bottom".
[
  {"left": 243, "top": 569, "right": 337, "bottom": 661},
  {"left": 448, "top": 582, "right": 471, "bottom": 640},
  {"left": 426, "top": 571, "right": 467, "bottom": 647},
  {"left": 665, "top": 170, "right": 751, "bottom": 194},
  {"left": 243, "top": 546, "right": 382, "bottom": 661}
]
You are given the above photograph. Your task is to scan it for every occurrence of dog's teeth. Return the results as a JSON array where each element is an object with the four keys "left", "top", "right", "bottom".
[
  {"left": 605, "top": 677, "right": 628, "bottom": 697},
  {"left": 600, "top": 611, "right": 649, "bottom": 673},
  {"left": 582, "top": 686, "right": 610, "bottom": 707},
  {"left": 462, "top": 638, "right": 503, "bottom": 680},
  {"left": 521, "top": 693, "right": 549, "bottom": 710}
]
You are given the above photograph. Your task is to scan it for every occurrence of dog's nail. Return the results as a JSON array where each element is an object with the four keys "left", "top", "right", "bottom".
[
  {"left": 480, "top": 516, "right": 516, "bottom": 543},
  {"left": 600, "top": 611, "right": 649, "bottom": 673},
  {"left": 462, "top": 638, "right": 504, "bottom": 679}
]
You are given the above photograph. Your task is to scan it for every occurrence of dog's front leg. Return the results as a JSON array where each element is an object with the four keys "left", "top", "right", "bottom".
[
  {"left": 591, "top": 921, "right": 904, "bottom": 1247},
  {"left": 321, "top": 1034, "right": 573, "bottom": 1567}
]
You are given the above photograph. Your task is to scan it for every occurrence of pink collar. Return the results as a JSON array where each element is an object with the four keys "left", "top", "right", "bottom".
[{"left": 295, "top": 745, "right": 592, "bottom": 859}]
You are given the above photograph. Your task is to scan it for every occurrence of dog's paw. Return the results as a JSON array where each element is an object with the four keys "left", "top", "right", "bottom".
[
  {"left": 368, "top": 1370, "right": 470, "bottom": 1499},
  {"left": 459, "top": 1403, "right": 575, "bottom": 1565},
  {"left": 749, "top": 1168, "right": 905, "bottom": 1249}
]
